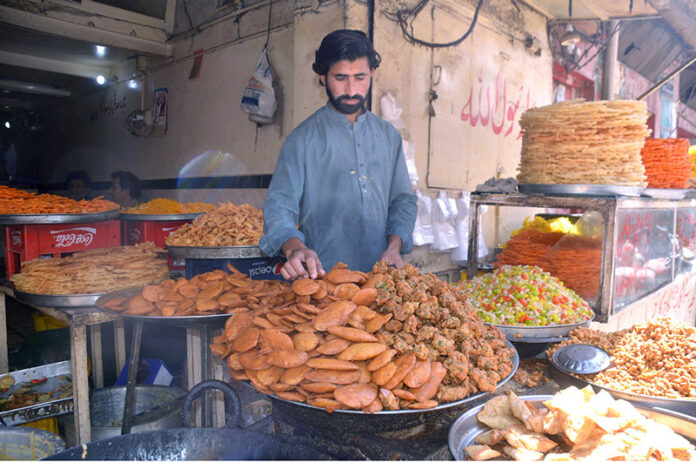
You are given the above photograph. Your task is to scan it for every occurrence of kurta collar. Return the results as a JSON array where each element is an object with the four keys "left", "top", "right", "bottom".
[{"left": 323, "top": 101, "right": 368, "bottom": 127}]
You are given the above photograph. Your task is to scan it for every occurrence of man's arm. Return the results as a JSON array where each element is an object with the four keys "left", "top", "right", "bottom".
[
  {"left": 281, "top": 237, "right": 325, "bottom": 280},
  {"left": 381, "top": 234, "right": 404, "bottom": 268},
  {"left": 384, "top": 136, "right": 418, "bottom": 260}
]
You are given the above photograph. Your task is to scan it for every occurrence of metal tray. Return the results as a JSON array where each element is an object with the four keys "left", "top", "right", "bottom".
[
  {"left": 548, "top": 360, "right": 696, "bottom": 416},
  {"left": 448, "top": 394, "right": 696, "bottom": 460},
  {"left": 166, "top": 245, "right": 264, "bottom": 259},
  {"left": 641, "top": 188, "right": 689, "bottom": 200},
  {"left": 95, "top": 287, "right": 232, "bottom": 325},
  {"left": 0, "top": 360, "right": 73, "bottom": 426},
  {"left": 13, "top": 289, "right": 105, "bottom": 308},
  {"left": 119, "top": 213, "right": 202, "bottom": 221},
  {"left": 0, "top": 209, "right": 120, "bottom": 225},
  {"left": 269, "top": 344, "right": 519, "bottom": 415},
  {"left": 518, "top": 183, "right": 643, "bottom": 197},
  {"left": 487, "top": 314, "right": 594, "bottom": 341}
]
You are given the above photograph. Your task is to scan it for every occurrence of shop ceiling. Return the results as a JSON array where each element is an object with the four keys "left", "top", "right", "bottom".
[{"left": 0, "top": 0, "right": 695, "bottom": 112}]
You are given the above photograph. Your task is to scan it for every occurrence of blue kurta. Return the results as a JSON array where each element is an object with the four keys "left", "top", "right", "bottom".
[{"left": 259, "top": 102, "right": 417, "bottom": 272}]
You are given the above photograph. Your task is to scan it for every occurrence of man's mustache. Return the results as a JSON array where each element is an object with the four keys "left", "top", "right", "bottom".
[{"left": 337, "top": 95, "right": 364, "bottom": 102}]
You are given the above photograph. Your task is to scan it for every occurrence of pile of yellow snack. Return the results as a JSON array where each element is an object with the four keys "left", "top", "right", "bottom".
[{"left": 122, "top": 198, "right": 216, "bottom": 215}]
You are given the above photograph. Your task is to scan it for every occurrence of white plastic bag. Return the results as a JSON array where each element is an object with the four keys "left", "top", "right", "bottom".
[
  {"left": 403, "top": 140, "right": 419, "bottom": 185},
  {"left": 380, "top": 92, "right": 405, "bottom": 129},
  {"left": 477, "top": 205, "right": 489, "bottom": 259},
  {"left": 450, "top": 191, "right": 471, "bottom": 264},
  {"left": 431, "top": 191, "right": 458, "bottom": 251},
  {"left": 241, "top": 47, "right": 277, "bottom": 124},
  {"left": 413, "top": 190, "right": 434, "bottom": 246}
]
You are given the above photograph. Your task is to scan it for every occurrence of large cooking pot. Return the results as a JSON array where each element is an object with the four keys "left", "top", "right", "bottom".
[
  {"left": 0, "top": 427, "right": 65, "bottom": 460},
  {"left": 46, "top": 381, "right": 328, "bottom": 460},
  {"left": 59, "top": 385, "right": 185, "bottom": 447}
]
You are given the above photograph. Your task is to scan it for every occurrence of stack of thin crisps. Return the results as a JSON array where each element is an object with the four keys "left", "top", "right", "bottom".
[
  {"left": 10, "top": 242, "right": 169, "bottom": 294},
  {"left": 122, "top": 198, "right": 217, "bottom": 215},
  {"left": 165, "top": 202, "right": 263, "bottom": 246},
  {"left": 517, "top": 99, "right": 650, "bottom": 186},
  {"left": 640, "top": 138, "right": 691, "bottom": 189},
  {"left": 0, "top": 186, "right": 119, "bottom": 214}
]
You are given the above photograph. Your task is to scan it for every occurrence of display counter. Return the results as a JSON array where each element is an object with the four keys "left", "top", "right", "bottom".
[{"left": 467, "top": 192, "right": 696, "bottom": 323}]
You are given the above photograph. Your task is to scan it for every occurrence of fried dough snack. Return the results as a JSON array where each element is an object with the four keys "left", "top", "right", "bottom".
[
  {"left": 517, "top": 99, "right": 650, "bottom": 186},
  {"left": 641, "top": 138, "right": 691, "bottom": 189},
  {"left": 0, "top": 185, "right": 119, "bottom": 214},
  {"left": 548, "top": 318, "right": 696, "bottom": 400},
  {"left": 122, "top": 198, "right": 217, "bottom": 215},
  {"left": 165, "top": 202, "right": 262, "bottom": 246},
  {"left": 209, "top": 262, "right": 515, "bottom": 413},
  {"left": 100, "top": 264, "right": 289, "bottom": 317},
  {"left": 10, "top": 242, "right": 169, "bottom": 294}
]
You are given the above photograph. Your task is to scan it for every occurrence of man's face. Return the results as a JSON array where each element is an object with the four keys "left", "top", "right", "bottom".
[
  {"left": 67, "top": 179, "right": 88, "bottom": 198},
  {"left": 109, "top": 178, "right": 130, "bottom": 206},
  {"left": 320, "top": 57, "right": 374, "bottom": 115}
]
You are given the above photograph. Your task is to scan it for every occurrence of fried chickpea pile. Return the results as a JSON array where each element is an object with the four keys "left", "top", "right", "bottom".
[{"left": 209, "top": 262, "right": 515, "bottom": 413}]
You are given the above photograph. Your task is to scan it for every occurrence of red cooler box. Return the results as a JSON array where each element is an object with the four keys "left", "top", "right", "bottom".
[{"left": 2, "top": 211, "right": 121, "bottom": 278}]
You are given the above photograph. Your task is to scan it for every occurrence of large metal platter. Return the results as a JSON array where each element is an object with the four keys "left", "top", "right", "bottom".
[
  {"left": 95, "top": 287, "right": 232, "bottom": 325},
  {"left": 13, "top": 289, "right": 106, "bottom": 308},
  {"left": 0, "top": 209, "right": 120, "bottom": 225},
  {"left": 119, "top": 212, "right": 202, "bottom": 221},
  {"left": 0, "top": 360, "right": 73, "bottom": 426},
  {"left": 166, "top": 245, "right": 264, "bottom": 259},
  {"left": 448, "top": 394, "right": 696, "bottom": 460},
  {"left": 268, "top": 343, "right": 519, "bottom": 415},
  {"left": 518, "top": 183, "right": 643, "bottom": 197},
  {"left": 487, "top": 314, "right": 594, "bottom": 341},
  {"left": 641, "top": 188, "right": 689, "bottom": 200},
  {"left": 548, "top": 359, "right": 696, "bottom": 416}
]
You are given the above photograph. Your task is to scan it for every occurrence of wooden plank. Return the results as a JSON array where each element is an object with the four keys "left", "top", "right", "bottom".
[
  {"left": 0, "top": 293, "right": 7, "bottom": 373},
  {"left": 89, "top": 324, "right": 104, "bottom": 389},
  {"left": 186, "top": 328, "right": 202, "bottom": 427},
  {"left": 113, "top": 319, "right": 127, "bottom": 375},
  {"left": 70, "top": 324, "right": 91, "bottom": 444}
]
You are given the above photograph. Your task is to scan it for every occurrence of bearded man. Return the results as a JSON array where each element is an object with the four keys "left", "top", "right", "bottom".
[{"left": 259, "top": 29, "right": 417, "bottom": 280}]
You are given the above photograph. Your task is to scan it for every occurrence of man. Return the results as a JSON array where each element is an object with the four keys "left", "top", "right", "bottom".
[
  {"left": 65, "top": 170, "right": 93, "bottom": 201},
  {"left": 109, "top": 170, "right": 143, "bottom": 208},
  {"left": 259, "top": 29, "right": 417, "bottom": 280}
]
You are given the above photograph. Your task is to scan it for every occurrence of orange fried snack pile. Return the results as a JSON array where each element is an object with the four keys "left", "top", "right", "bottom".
[
  {"left": 122, "top": 198, "right": 217, "bottom": 215},
  {"left": 0, "top": 185, "right": 119, "bottom": 214},
  {"left": 11, "top": 242, "right": 169, "bottom": 295},
  {"left": 165, "top": 202, "right": 262, "bottom": 246},
  {"left": 207, "top": 261, "right": 515, "bottom": 413},
  {"left": 640, "top": 138, "right": 691, "bottom": 189},
  {"left": 496, "top": 230, "right": 601, "bottom": 300}
]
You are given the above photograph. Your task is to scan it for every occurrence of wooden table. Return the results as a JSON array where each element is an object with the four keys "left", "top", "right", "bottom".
[{"left": 0, "top": 284, "right": 126, "bottom": 445}]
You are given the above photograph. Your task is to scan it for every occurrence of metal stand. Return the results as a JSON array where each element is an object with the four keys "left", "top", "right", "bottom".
[{"left": 120, "top": 320, "right": 143, "bottom": 435}]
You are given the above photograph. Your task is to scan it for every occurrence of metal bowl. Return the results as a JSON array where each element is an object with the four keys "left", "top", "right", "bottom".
[
  {"left": 552, "top": 344, "right": 611, "bottom": 375},
  {"left": 0, "top": 427, "right": 65, "bottom": 460},
  {"left": 487, "top": 314, "right": 594, "bottom": 341},
  {"left": 448, "top": 394, "right": 696, "bottom": 460}
]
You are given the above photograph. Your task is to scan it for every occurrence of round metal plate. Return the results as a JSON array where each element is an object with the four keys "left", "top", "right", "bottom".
[
  {"left": 95, "top": 287, "right": 232, "bottom": 325},
  {"left": 268, "top": 344, "right": 519, "bottom": 415},
  {"left": 487, "top": 314, "right": 594, "bottom": 340},
  {"left": 119, "top": 213, "right": 202, "bottom": 221},
  {"left": 447, "top": 394, "right": 696, "bottom": 460},
  {"left": 518, "top": 183, "right": 643, "bottom": 197},
  {"left": 548, "top": 360, "right": 696, "bottom": 416},
  {"left": 641, "top": 188, "right": 688, "bottom": 200},
  {"left": 0, "top": 209, "right": 120, "bottom": 225},
  {"left": 166, "top": 245, "right": 265, "bottom": 259},
  {"left": 552, "top": 344, "right": 611, "bottom": 374},
  {"left": 13, "top": 289, "right": 106, "bottom": 308}
]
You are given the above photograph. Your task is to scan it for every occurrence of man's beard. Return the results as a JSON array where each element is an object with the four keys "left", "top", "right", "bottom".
[{"left": 326, "top": 84, "right": 367, "bottom": 115}]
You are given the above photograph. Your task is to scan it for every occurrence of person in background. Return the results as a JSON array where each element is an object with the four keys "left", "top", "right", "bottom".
[
  {"left": 259, "top": 29, "right": 417, "bottom": 280},
  {"left": 65, "top": 170, "right": 93, "bottom": 201},
  {"left": 109, "top": 171, "right": 143, "bottom": 208}
]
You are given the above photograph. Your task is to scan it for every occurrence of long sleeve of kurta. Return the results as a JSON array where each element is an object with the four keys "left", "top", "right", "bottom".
[{"left": 259, "top": 103, "right": 417, "bottom": 272}]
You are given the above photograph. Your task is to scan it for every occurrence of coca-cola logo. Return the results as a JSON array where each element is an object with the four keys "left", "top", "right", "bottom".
[
  {"left": 50, "top": 227, "right": 96, "bottom": 248},
  {"left": 161, "top": 226, "right": 179, "bottom": 237},
  {"left": 129, "top": 229, "right": 141, "bottom": 243},
  {"left": 10, "top": 231, "right": 21, "bottom": 247}
]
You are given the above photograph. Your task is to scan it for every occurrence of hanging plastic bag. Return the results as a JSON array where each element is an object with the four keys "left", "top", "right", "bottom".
[
  {"left": 380, "top": 92, "right": 406, "bottom": 129},
  {"left": 403, "top": 140, "right": 419, "bottom": 185},
  {"left": 450, "top": 191, "right": 471, "bottom": 264},
  {"left": 431, "top": 191, "right": 458, "bottom": 251},
  {"left": 413, "top": 190, "right": 434, "bottom": 246},
  {"left": 241, "top": 47, "right": 277, "bottom": 124},
  {"left": 477, "top": 205, "right": 489, "bottom": 259}
]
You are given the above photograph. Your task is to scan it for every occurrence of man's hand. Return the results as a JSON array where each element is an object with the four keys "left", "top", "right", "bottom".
[
  {"left": 281, "top": 238, "right": 325, "bottom": 280},
  {"left": 381, "top": 235, "right": 404, "bottom": 269}
]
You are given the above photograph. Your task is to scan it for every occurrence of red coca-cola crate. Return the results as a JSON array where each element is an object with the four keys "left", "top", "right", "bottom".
[
  {"left": 120, "top": 214, "right": 197, "bottom": 272},
  {"left": 4, "top": 220, "right": 121, "bottom": 278}
]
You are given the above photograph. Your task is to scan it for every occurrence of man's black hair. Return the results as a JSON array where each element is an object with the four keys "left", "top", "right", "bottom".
[
  {"left": 111, "top": 170, "right": 142, "bottom": 199},
  {"left": 312, "top": 29, "right": 381, "bottom": 77},
  {"left": 66, "top": 170, "right": 92, "bottom": 188}
]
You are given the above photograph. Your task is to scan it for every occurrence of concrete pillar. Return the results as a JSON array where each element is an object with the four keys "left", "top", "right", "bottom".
[{"left": 601, "top": 20, "right": 619, "bottom": 100}]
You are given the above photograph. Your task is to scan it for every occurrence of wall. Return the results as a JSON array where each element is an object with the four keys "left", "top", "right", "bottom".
[{"left": 30, "top": 0, "right": 552, "bottom": 272}]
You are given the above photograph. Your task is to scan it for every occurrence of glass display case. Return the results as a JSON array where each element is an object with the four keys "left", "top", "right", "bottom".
[{"left": 466, "top": 193, "right": 696, "bottom": 322}]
